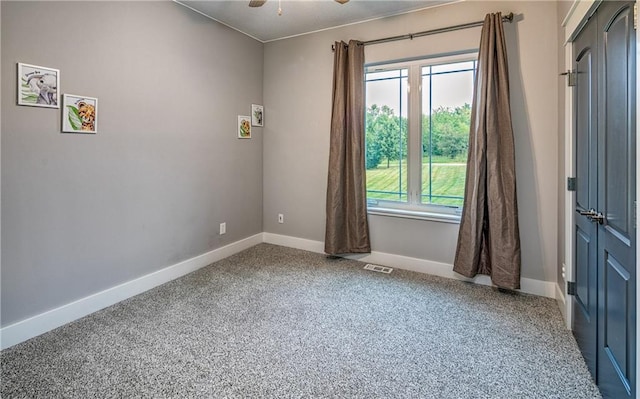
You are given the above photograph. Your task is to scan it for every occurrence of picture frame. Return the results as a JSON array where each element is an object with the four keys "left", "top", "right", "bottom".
[
  {"left": 17, "top": 63, "right": 60, "bottom": 108},
  {"left": 251, "top": 104, "right": 264, "bottom": 127},
  {"left": 62, "top": 94, "right": 98, "bottom": 134},
  {"left": 238, "top": 115, "right": 251, "bottom": 139}
]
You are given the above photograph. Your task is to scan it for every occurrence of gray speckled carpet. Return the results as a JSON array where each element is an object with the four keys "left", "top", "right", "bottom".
[{"left": 1, "top": 243, "right": 600, "bottom": 398}]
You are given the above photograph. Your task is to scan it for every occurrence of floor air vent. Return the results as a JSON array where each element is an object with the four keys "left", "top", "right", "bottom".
[{"left": 364, "top": 264, "right": 393, "bottom": 274}]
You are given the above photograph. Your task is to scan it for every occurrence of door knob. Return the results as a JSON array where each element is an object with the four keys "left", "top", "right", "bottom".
[
  {"left": 577, "top": 209, "right": 595, "bottom": 216},
  {"left": 576, "top": 208, "right": 606, "bottom": 225},
  {"left": 590, "top": 211, "right": 605, "bottom": 225}
]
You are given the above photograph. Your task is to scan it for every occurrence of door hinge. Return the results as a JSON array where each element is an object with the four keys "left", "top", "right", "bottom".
[
  {"left": 567, "top": 281, "right": 577, "bottom": 296},
  {"left": 560, "top": 70, "right": 577, "bottom": 87},
  {"left": 567, "top": 177, "right": 577, "bottom": 191}
]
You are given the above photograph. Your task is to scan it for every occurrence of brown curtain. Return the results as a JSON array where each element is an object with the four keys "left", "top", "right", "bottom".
[
  {"left": 453, "top": 13, "right": 521, "bottom": 289},
  {"left": 325, "top": 40, "right": 371, "bottom": 255}
]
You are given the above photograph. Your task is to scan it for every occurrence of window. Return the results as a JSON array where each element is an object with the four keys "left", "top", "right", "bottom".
[{"left": 364, "top": 54, "right": 477, "bottom": 220}]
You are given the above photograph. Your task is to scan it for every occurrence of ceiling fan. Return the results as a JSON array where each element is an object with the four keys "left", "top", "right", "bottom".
[{"left": 249, "top": 0, "right": 349, "bottom": 7}]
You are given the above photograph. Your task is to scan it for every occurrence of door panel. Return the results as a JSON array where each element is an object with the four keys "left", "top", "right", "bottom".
[
  {"left": 597, "top": 2, "right": 636, "bottom": 398},
  {"left": 576, "top": 227, "right": 594, "bottom": 314},
  {"left": 604, "top": 253, "right": 630, "bottom": 372},
  {"left": 602, "top": 250, "right": 632, "bottom": 392},
  {"left": 604, "top": 7, "right": 632, "bottom": 239},
  {"left": 576, "top": 45, "right": 595, "bottom": 212}
]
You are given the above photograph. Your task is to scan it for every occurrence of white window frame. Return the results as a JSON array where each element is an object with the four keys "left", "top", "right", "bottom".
[{"left": 365, "top": 51, "right": 478, "bottom": 223}]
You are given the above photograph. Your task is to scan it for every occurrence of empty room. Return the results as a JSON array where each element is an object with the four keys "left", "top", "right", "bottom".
[{"left": 1, "top": 0, "right": 637, "bottom": 397}]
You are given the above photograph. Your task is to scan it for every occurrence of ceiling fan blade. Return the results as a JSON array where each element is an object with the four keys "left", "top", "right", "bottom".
[
  {"left": 249, "top": 0, "right": 267, "bottom": 7},
  {"left": 334, "top": 0, "right": 349, "bottom": 3}
]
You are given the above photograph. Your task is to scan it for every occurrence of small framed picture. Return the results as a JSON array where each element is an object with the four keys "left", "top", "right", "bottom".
[
  {"left": 17, "top": 63, "right": 60, "bottom": 108},
  {"left": 238, "top": 115, "right": 251, "bottom": 139},
  {"left": 62, "top": 94, "right": 98, "bottom": 134},
  {"left": 251, "top": 104, "right": 264, "bottom": 127}
]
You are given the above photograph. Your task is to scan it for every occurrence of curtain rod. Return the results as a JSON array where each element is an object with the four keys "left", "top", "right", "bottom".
[{"left": 331, "top": 12, "right": 514, "bottom": 51}]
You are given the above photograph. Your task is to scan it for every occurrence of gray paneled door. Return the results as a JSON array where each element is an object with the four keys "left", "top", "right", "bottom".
[
  {"left": 573, "top": 10, "right": 598, "bottom": 378},
  {"left": 572, "top": 2, "right": 636, "bottom": 398}
]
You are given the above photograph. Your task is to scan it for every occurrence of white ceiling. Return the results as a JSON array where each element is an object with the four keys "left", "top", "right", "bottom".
[{"left": 176, "top": 0, "right": 456, "bottom": 42}]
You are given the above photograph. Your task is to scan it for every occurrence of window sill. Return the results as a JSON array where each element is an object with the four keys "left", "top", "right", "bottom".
[{"left": 367, "top": 207, "right": 461, "bottom": 224}]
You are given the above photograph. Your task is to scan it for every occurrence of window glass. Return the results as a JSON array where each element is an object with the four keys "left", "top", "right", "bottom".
[
  {"left": 421, "top": 64, "right": 475, "bottom": 207},
  {"left": 431, "top": 61, "right": 475, "bottom": 74},
  {"left": 365, "top": 68, "right": 408, "bottom": 202}
]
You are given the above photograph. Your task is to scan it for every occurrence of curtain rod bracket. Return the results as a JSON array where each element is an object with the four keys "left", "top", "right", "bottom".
[{"left": 504, "top": 12, "right": 514, "bottom": 23}]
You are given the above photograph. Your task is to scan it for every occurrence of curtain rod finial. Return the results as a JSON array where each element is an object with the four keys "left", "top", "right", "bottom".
[{"left": 504, "top": 12, "right": 514, "bottom": 22}]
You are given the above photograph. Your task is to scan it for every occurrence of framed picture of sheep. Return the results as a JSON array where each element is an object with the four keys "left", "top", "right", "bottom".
[
  {"left": 17, "top": 63, "right": 60, "bottom": 108},
  {"left": 62, "top": 94, "right": 98, "bottom": 134}
]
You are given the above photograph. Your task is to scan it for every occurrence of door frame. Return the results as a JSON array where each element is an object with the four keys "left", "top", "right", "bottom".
[{"left": 561, "top": 0, "right": 639, "bottom": 388}]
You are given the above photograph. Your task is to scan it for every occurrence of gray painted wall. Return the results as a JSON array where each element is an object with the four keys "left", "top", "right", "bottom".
[
  {"left": 1, "top": 1, "right": 263, "bottom": 326},
  {"left": 263, "top": 1, "right": 559, "bottom": 283}
]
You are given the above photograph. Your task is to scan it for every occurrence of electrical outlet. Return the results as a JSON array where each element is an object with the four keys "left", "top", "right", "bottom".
[
  {"left": 220, "top": 222, "right": 226, "bottom": 235},
  {"left": 278, "top": 214, "right": 284, "bottom": 224}
]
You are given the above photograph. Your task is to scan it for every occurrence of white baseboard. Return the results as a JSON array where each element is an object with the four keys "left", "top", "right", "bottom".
[
  {"left": 263, "top": 232, "right": 556, "bottom": 299},
  {"left": 263, "top": 232, "right": 325, "bottom": 253},
  {"left": 557, "top": 281, "right": 573, "bottom": 330},
  {"left": 556, "top": 282, "right": 567, "bottom": 306},
  {"left": 0, "top": 233, "right": 263, "bottom": 350},
  {"left": 555, "top": 282, "right": 569, "bottom": 327}
]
